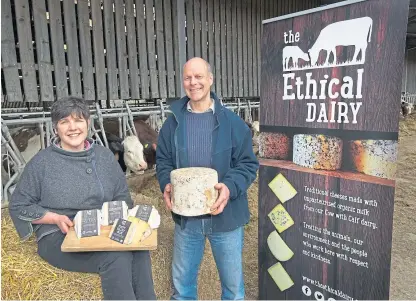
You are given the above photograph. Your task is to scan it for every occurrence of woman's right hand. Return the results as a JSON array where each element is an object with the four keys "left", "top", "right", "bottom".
[{"left": 32, "top": 212, "right": 74, "bottom": 234}]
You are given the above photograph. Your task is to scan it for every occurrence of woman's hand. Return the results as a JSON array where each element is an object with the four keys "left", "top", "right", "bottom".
[{"left": 32, "top": 212, "right": 74, "bottom": 234}]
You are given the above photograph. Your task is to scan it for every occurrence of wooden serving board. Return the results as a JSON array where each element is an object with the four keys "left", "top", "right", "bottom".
[{"left": 61, "top": 225, "right": 157, "bottom": 252}]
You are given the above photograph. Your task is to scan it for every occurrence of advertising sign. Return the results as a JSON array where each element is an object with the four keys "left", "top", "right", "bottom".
[{"left": 258, "top": 0, "right": 409, "bottom": 299}]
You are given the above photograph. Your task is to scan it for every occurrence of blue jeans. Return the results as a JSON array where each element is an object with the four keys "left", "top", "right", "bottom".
[{"left": 171, "top": 218, "right": 245, "bottom": 300}]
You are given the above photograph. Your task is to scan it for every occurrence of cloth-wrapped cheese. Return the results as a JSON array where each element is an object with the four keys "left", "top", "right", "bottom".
[
  {"left": 128, "top": 204, "right": 160, "bottom": 229},
  {"left": 348, "top": 140, "right": 397, "bottom": 179},
  {"left": 293, "top": 134, "right": 342, "bottom": 170},
  {"left": 258, "top": 132, "right": 291, "bottom": 159},
  {"left": 74, "top": 209, "right": 102, "bottom": 239},
  {"left": 170, "top": 167, "right": 218, "bottom": 216},
  {"left": 101, "top": 200, "right": 129, "bottom": 226}
]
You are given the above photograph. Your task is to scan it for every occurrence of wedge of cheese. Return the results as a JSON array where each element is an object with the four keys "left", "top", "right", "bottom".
[
  {"left": 101, "top": 200, "right": 129, "bottom": 226},
  {"left": 74, "top": 209, "right": 102, "bottom": 239},
  {"left": 268, "top": 204, "right": 294, "bottom": 233},
  {"left": 268, "top": 263, "right": 294, "bottom": 291},
  {"left": 128, "top": 204, "right": 160, "bottom": 229},
  {"left": 267, "top": 230, "right": 294, "bottom": 261},
  {"left": 127, "top": 217, "right": 152, "bottom": 242},
  {"left": 109, "top": 218, "right": 137, "bottom": 244},
  {"left": 268, "top": 173, "right": 297, "bottom": 203}
]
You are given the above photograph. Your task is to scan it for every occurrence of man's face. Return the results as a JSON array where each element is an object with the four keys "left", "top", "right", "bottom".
[{"left": 183, "top": 60, "right": 213, "bottom": 103}]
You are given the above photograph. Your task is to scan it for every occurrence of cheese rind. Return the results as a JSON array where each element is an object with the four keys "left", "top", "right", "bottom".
[
  {"left": 170, "top": 167, "right": 218, "bottom": 216},
  {"left": 268, "top": 173, "right": 297, "bottom": 203},
  {"left": 268, "top": 263, "right": 294, "bottom": 291},
  {"left": 74, "top": 209, "right": 102, "bottom": 239},
  {"left": 258, "top": 132, "right": 291, "bottom": 159},
  {"left": 268, "top": 204, "right": 294, "bottom": 233},
  {"left": 101, "top": 201, "right": 129, "bottom": 226},
  {"left": 348, "top": 140, "right": 397, "bottom": 180},
  {"left": 267, "top": 230, "right": 294, "bottom": 261},
  {"left": 293, "top": 134, "right": 343, "bottom": 170}
]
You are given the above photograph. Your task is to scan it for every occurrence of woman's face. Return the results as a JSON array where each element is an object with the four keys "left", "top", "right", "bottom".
[{"left": 56, "top": 113, "right": 89, "bottom": 151}]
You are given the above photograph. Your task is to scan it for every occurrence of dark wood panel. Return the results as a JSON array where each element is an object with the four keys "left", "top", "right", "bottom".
[
  {"left": 242, "top": 0, "right": 248, "bottom": 97},
  {"left": 200, "top": 0, "right": 208, "bottom": 61},
  {"left": 226, "top": 0, "right": 233, "bottom": 97},
  {"left": 163, "top": 0, "right": 176, "bottom": 97},
  {"left": 103, "top": 0, "right": 118, "bottom": 99},
  {"left": 220, "top": 0, "right": 227, "bottom": 97},
  {"left": 115, "top": 0, "right": 130, "bottom": 99},
  {"left": 145, "top": 0, "right": 159, "bottom": 98},
  {"left": 136, "top": 0, "right": 150, "bottom": 98},
  {"left": 237, "top": 0, "right": 243, "bottom": 96},
  {"left": 213, "top": 0, "right": 221, "bottom": 95},
  {"left": 193, "top": 0, "right": 201, "bottom": 58},
  {"left": 33, "top": 0, "right": 53, "bottom": 102},
  {"left": 186, "top": 0, "right": 194, "bottom": 58},
  {"left": 77, "top": 0, "right": 96, "bottom": 100},
  {"left": 155, "top": 0, "right": 167, "bottom": 98},
  {"left": 247, "top": 0, "right": 253, "bottom": 97},
  {"left": 91, "top": 0, "right": 107, "bottom": 100},
  {"left": 207, "top": 0, "right": 214, "bottom": 68},
  {"left": 125, "top": 0, "right": 140, "bottom": 98},
  {"left": 232, "top": 0, "right": 238, "bottom": 96}
]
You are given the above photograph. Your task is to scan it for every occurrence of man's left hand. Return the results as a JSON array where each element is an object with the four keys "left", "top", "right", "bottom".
[{"left": 210, "top": 183, "right": 230, "bottom": 215}]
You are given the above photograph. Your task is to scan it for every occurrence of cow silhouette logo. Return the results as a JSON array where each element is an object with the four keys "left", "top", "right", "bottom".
[{"left": 283, "top": 17, "right": 373, "bottom": 71}]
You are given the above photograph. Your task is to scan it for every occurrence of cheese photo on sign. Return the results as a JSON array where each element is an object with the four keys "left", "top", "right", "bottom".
[
  {"left": 268, "top": 262, "right": 294, "bottom": 292},
  {"left": 268, "top": 173, "right": 297, "bottom": 203},
  {"left": 268, "top": 204, "right": 294, "bottom": 233},
  {"left": 267, "top": 230, "right": 294, "bottom": 262}
]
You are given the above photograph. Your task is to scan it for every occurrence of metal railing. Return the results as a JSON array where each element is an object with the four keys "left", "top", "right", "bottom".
[{"left": 401, "top": 93, "right": 416, "bottom": 105}]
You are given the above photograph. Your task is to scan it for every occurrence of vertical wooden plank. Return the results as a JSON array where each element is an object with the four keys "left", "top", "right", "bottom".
[
  {"left": 214, "top": 0, "right": 221, "bottom": 96},
  {"left": 200, "top": 0, "right": 208, "bottom": 61},
  {"left": 145, "top": 0, "right": 159, "bottom": 98},
  {"left": 48, "top": 0, "right": 68, "bottom": 100},
  {"left": 237, "top": 0, "right": 243, "bottom": 96},
  {"left": 77, "top": 0, "right": 95, "bottom": 100},
  {"left": 155, "top": 0, "right": 167, "bottom": 98},
  {"left": 257, "top": 0, "right": 262, "bottom": 98},
  {"left": 15, "top": 0, "right": 39, "bottom": 102},
  {"left": 252, "top": 0, "right": 258, "bottom": 97},
  {"left": 220, "top": 0, "right": 227, "bottom": 97},
  {"left": 91, "top": 0, "right": 107, "bottom": 100},
  {"left": 186, "top": 0, "right": 194, "bottom": 58},
  {"left": 115, "top": 0, "right": 129, "bottom": 99},
  {"left": 163, "top": 0, "right": 176, "bottom": 97},
  {"left": 172, "top": 0, "right": 186, "bottom": 96},
  {"left": 247, "top": 0, "right": 253, "bottom": 97},
  {"left": 136, "top": 0, "right": 150, "bottom": 98},
  {"left": 33, "top": 0, "right": 53, "bottom": 102},
  {"left": 1, "top": 0, "right": 23, "bottom": 102},
  {"left": 193, "top": 0, "right": 201, "bottom": 57},
  {"left": 242, "top": 0, "right": 248, "bottom": 97},
  {"left": 232, "top": 0, "right": 238, "bottom": 97},
  {"left": 207, "top": 0, "right": 214, "bottom": 68},
  {"left": 63, "top": 0, "right": 82, "bottom": 97},
  {"left": 226, "top": 0, "right": 233, "bottom": 97},
  {"left": 103, "top": 0, "right": 118, "bottom": 99},
  {"left": 125, "top": 0, "right": 140, "bottom": 98}
]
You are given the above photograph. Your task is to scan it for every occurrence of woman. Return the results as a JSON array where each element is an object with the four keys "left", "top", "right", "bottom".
[{"left": 8, "top": 96, "right": 156, "bottom": 300}]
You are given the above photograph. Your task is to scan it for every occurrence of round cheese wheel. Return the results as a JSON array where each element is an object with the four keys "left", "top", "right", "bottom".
[
  {"left": 258, "top": 132, "right": 291, "bottom": 160},
  {"left": 293, "top": 134, "right": 342, "bottom": 170},
  {"left": 348, "top": 140, "right": 397, "bottom": 179},
  {"left": 170, "top": 167, "right": 218, "bottom": 216}
]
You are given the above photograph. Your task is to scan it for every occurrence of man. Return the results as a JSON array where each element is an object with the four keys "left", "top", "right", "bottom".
[{"left": 156, "top": 57, "right": 259, "bottom": 300}]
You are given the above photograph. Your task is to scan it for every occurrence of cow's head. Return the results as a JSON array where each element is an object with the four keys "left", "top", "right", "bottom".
[{"left": 122, "top": 135, "right": 148, "bottom": 172}]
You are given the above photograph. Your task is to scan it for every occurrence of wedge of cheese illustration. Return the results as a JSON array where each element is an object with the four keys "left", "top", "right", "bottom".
[
  {"left": 268, "top": 173, "right": 297, "bottom": 203},
  {"left": 268, "top": 262, "right": 294, "bottom": 291},
  {"left": 268, "top": 204, "right": 294, "bottom": 233},
  {"left": 267, "top": 230, "right": 294, "bottom": 261}
]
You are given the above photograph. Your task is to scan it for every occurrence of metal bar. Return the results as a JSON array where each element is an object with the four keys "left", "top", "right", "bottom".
[
  {"left": 95, "top": 103, "right": 109, "bottom": 148},
  {"left": 125, "top": 103, "right": 138, "bottom": 137},
  {"left": 38, "top": 122, "right": 45, "bottom": 150},
  {"left": 2, "top": 171, "right": 19, "bottom": 206}
]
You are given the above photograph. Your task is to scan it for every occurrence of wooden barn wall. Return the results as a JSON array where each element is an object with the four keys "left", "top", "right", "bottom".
[{"left": 1, "top": 0, "right": 319, "bottom": 103}]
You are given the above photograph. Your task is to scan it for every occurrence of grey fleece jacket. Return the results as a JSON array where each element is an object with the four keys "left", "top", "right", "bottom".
[{"left": 8, "top": 139, "right": 132, "bottom": 241}]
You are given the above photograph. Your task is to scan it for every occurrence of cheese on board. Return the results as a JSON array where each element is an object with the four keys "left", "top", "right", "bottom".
[
  {"left": 268, "top": 204, "right": 294, "bottom": 233},
  {"left": 267, "top": 230, "right": 294, "bottom": 262},
  {"left": 268, "top": 173, "right": 297, "bottom": 203},
  {"left": 101, "top": 200, "right": 129, "bottom": 226},
  {"left": 74, "top": 209, "right": 102, "bottom": 239},
  {"left": 170, "top": 167, "right": 218, "bottom": 216},
  {"left": 127, "top": 217, "right": 152, "bottom": 242},
  {"left": 258, "top": 132, "right": 291, "bottom": 160},
  {"left": 293, "top": 134, "right": 343, "bottom": 170},
  {"left": 268, "top": 263, "right": 294, "bottom": 292},
  {"left": 348, "top": 140, "right": 397, "bottom": 180},
  {"left": 128, "top": 204, "right": 161, "bottom": 229},
  {"left": 108, "top": 218, "right": 137, "bottom": 244}
]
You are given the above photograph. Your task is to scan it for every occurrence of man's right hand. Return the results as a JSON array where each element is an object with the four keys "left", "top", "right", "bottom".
[
  {"left": 163, "top": 183, "right": 173, "bottom": 211},
  {"left": 32, "top": 212, "right": 73, "bottom": 234}
]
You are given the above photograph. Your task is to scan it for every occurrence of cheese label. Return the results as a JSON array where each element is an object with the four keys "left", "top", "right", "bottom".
[
  {"left": 80, "top": 209, "right": 99, "bottom": 237},
  {"left": 268, "top": 173, "right": 297, "bottom": 203},
  {"left": 135, "top": 204, "right": 152, "bottom": 222},
  {"left": 268, "top": 204, "right": 294, "bottom": 233},
  {"left": 268, "top": 262, "right": 294, "bottom": 291},
  {"left": 108, "top": 201, "right": 123, "bottom": 225},
  {"left": 109, "top": 219, "right": 132, "bottom": 244}
]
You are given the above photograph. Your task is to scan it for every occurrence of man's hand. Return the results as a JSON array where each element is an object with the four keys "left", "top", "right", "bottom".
[
  {"left": 210, "top": 183, "right": 230, "bottom": 215},
  {"left": 163, "top": 183, "right": 173, "bottom": 210}
]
